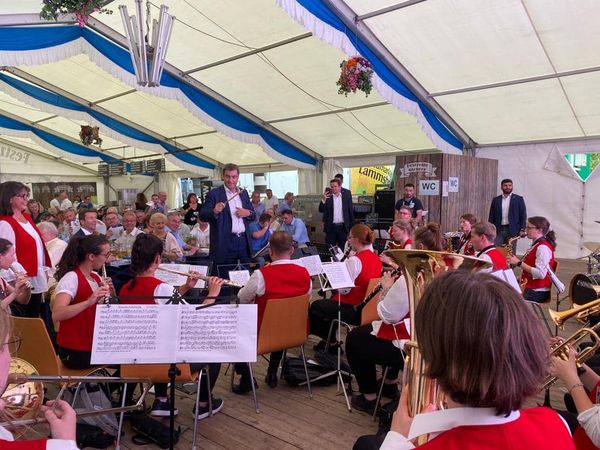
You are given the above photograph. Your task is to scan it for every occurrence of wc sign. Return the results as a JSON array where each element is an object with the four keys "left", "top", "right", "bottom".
[{"left": 419, "top": 179, "right": 440, "bottom": 196}]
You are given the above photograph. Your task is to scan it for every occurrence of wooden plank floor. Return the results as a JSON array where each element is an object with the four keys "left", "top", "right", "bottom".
[{"left": 26, "top": 257, "right": 594, "bottom": 449}]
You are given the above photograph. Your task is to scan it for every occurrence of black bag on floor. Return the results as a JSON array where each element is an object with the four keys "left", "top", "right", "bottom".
[
  {"left": 76, "top": 423, "right": 114, "bottom": 449},
  {"left": 130, "top": 412, "right": 181, "bottom": 449},
  {"left": 283, "top": 356, "right": 347, "bottom": 386},
  {"left": 377, "top": 397, "right": 400, "bottom": 435},
  {"left": 313, "top": 350, "right": 352, "bottom": 381}
]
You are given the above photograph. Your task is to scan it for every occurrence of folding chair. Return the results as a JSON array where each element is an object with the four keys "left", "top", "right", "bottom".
[
  {"left": 120, "top": 363, "right": 211, "bottom": 450},
  {"left": 237, "top": 294, "right": 312, "bottom": 413}
]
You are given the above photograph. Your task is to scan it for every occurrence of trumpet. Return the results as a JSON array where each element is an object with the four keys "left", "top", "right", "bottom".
[
  {"left": 548, "top": 298, "right": 600, "bottom": 328},
  {"left": 543, "top": 322, "right": 600, "bottom": 390},
  {"left": 8, "top": 264, "right": 33, "bottom": 290},
  {"left": 156, "top": 266, "right": 244, "bottom": 288}
]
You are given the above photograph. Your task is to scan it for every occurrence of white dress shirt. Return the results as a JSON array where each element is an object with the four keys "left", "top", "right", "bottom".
[
  {"left": 371, "top": 274, "right": 410, "bottom": 349},
  {"left": 332, "top": 192, "right": 344, "bottom": 224},
  {"left": 225, "top": 187, "right": 245, "bottom": 234},
  {"left": 263, "top": 195, "right": 279, "bottom": 211},
  {"left": 190, "top": 224, "right": 210, "bottom": 248},
  {"left": 45, "top": 237, "right": 68, "bottom": 275},
  {"left": 501, "top": 194, "right": 511, "bottom": 225}
]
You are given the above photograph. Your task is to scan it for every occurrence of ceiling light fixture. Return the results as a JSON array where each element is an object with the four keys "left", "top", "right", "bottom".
[{"left": 119, "top": 0, "right": 174, "bottom": 87}]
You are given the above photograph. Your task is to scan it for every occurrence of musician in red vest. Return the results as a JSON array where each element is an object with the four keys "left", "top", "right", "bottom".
[
  {"left": 552, "top": 347, "right": 600, "bottom": 450},
  {"left": 508, "top": 216, "right": 556, "bottom": 303},
  {"left": 471, "top": 222, "right": 508, "bottom": 272},
  {"left": 224, "top": 231, "right": 311, "bottom": 394},
  {"left": 372, "top": 271, "right": 574, "bottom": 450},
  {"left": 346, "top": 223, "right": 443, "bottom": 413},
  {"left": 0, "top": 181, "right": 51, "bottom": 318},
  {"left": 310, "top": 224, "right": 382, "bottom": 352},
  {"left": 456, "top": 213, "right": 476, "bottom": 256},
  {"left": 52, "top": 234, "right": 113, "bottom": 369},
  {"left": 0, "top": 307, "right": 78, "bottom": 449},
  {"left": 119, "top": 233, "right": 224, "bottom": 419}
]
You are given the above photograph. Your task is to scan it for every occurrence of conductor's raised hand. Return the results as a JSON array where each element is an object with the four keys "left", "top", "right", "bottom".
[
  {"left": 235, "top": 207, "right": 251, "bottom": 218},
  {"left": 213, "top": 202, "right": 226, "bottom": 215}
]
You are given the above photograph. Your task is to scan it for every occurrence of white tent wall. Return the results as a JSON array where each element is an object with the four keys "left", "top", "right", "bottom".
[{"left": 477, "top": 141, "right": 600, "bottom": 259}]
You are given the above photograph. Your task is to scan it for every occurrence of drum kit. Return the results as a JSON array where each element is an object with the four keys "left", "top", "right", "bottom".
[{"left": 569, "top": 241, "right": 600, "bottom": 307}]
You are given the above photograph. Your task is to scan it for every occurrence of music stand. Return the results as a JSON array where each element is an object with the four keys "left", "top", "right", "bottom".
[{"left": 310, "top": 266, "right": 353, "bottom": 412}]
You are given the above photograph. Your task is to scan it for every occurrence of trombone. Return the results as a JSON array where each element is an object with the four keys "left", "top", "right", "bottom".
[
  {"left": 548, "top": 298, "right": 600, "bottom": 328},
  {"left": 0, "top": 358, "right": 152, "bottom": 429}
]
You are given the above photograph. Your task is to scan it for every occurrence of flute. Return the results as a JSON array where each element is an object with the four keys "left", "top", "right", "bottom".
[
  {"left": 156, "top": 266, "right": 244, "bottom": 288},
  {"left": 8, "top": 264, "right": 33, "bottom": 289},
  {"left": 100, "top": 264, "right": 111, "bottom": 303}
]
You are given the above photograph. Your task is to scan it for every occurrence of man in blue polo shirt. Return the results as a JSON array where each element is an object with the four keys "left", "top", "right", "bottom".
[{"left": 279, "top": 209, "right": 309, "bottom": 247}]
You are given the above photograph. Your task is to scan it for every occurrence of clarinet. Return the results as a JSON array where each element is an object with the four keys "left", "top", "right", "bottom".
[
  {"left": 353, "top": 267, "right": 401, "bottom": 313},
  {"left": 339, "top": 246, "right": 352, "bottom": 262}
]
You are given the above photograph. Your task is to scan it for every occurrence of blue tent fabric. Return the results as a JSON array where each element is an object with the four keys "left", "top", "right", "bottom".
[{"left": 0, "top": 26, "right": 317, "bottom": 167}]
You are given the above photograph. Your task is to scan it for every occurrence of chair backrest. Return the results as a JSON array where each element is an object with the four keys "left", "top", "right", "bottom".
[
  {"left": 360, "top": 278, "right": 382, "bottom": 326},
  {"left": 257, "top": 294, "right": 310, "bottom": 355},
  {"left": 120, "top": 364, "right": 193, "bottom": 383},
  {"left": 12, "top": 317, "right": 61, "bottom": 376}
]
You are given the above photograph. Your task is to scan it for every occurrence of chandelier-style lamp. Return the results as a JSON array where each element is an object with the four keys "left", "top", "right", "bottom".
[{"left": 119, "top": 0, "right": 174, "bottom": 87}]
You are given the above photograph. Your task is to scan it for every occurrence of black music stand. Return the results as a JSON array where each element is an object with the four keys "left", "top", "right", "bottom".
[{"left": 308, "top": 267, "right": 353, "bottom": 412}]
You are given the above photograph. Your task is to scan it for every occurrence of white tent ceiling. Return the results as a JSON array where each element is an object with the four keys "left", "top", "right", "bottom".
[{"left": 0, "top": 0, "right": 598, "bottom": 175}]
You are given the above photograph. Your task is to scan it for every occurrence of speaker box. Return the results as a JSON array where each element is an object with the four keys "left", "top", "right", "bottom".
[{"left": 374, "top": 190, "right": 395, "bottom": 220}]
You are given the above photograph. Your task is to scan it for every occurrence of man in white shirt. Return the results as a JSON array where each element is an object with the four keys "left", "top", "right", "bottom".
[
  {"left": 115, "top": 210, "right": 142, "bottom": 248},
  {"left": 103, "top": 212, "right": 123, "bottom": 242},
  {"left": 263, "top": 189, "right": 279, "bottom": 212},
  {"left": 37, "top": 221, "right": 67, "bottom": 277},
  {"left": 57, "top": 191, "right": 72, "bottom": 211}
]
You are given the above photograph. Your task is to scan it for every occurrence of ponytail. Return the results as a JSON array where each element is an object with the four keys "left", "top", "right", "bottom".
[
  {"left": 55, "top": 235, "right": 108, "bottom": 281},
  {"left": 528, "top": 216, "right": 556, "bottom": 249},
  {"left": 414, "top": 222, "right": 444, "bottom": 251}
]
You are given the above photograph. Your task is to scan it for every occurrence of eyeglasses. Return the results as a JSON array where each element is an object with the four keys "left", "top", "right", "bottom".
[
  {"left": 4, "top": 336, "right": 22, "bottom": 356},
  {"left": 14, "top": 193, "right": 29, "bottom": 199},
  {"left": 98, "top": 251, "right": 112, "bottom": 258}
]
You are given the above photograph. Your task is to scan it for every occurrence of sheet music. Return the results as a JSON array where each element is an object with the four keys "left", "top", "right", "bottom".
[
  {"left": 156, "top": 264, "right": 208, "bottom": 288},
  {"left": 177, "top": 305, "right": 257, "bottom": 363},
  {"left": 321, "top": 262, "right": 355, "bottom": 290},
  {"left": 296, "top": 255, "right": 323, "bottom": 276},
  {"left": 228, "top": 270, "right": 250, "bottom": 286},
  {"left": 91, "top": 304, "right": 258, "bottom": 364},
  {"left": 91, "top": 305, "right": 176, "bottom": 364},
  {"left": 491, "top": 269, "right": 522, "bottom": 293}
]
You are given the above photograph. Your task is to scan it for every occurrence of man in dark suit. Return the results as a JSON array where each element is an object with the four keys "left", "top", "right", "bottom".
[
  {"left": 200, "top": 163, "right": 255, "bottom": 275},
  {"left": 319, "top": 178, "right": 353, "bottom": 249},
  {"left": 488, "top": 178, "right": 527, "bottom": 247},
  {"left": 73, "top": 208, "right": 98, "bottom": 237}
]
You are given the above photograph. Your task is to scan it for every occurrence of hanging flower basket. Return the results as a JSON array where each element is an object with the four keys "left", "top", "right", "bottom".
[
  {"left": 40, "top": 0, "right": 112, "bottom": 27},
  {"left": 80, "top": 125, "right": 102, "bottom": 146},
  {"left": 336, "top": 56, "right": 374, "bottom": 97}
]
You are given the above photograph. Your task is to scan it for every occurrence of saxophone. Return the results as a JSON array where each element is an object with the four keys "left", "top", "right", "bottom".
[{"left": 504, "top": 236, "right": 521, "bottom": 257}]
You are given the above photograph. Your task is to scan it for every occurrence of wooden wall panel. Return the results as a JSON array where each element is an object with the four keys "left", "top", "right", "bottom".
[{"left": 394, "top": 154, "right": 497, "bottom": 233}]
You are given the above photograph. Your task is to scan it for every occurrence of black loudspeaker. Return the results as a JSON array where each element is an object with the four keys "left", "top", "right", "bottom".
[{"left": 374, "top": 190, "right": 395, "bottom": 220}]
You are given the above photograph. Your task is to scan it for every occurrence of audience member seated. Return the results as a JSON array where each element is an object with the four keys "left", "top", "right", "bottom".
[
  {"left": 263, "top": 188, "right": 279, "bottom": 212},
  {"left": 38, "top": 221, "right": 68, "bottom": 278},
  {"left": 309, "top": 224, "right": 382, "bottom": 351},
  {"left": 277, "top": 192, "right": 295, "bottom": 214},
  {"left": 73, "top": 208, "right": 98, "bottom": 237},
  {"left": 103, "top": 211, "right": 123, "bottom": 242},
  {"left": 190, "top": 219, "right": 210, "bottom": 251},
  {"left": 249, "top": 213, "right": 273, "bottom": 267},
  {"left": 250, "top": 191, "right": 265, "bottom": 220},
  {"left": 166, "top": 212, "right": 198, "bottom": 259},
  {"left": 27, "top": 198, "right": 49, "bottom": 224},
  {"left": 115, "top": 210, "right": 142, "bottom": 249},
  {"left": 279, "top": 209, "right": 309, "bottom": 247},
  {"left": 148, "top": 213, "right": 183, "bottom": 262}
]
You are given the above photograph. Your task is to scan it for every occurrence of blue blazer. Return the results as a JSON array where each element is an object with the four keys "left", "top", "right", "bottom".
[
  {"left": 488, "top": 194, "right": 527, "bottom": 237},
  {"left": 319, "top": 189, "right": 353, "bottom": 233},
  {"left": 199, "top": 186, "right": 255, "bottom": 264}
]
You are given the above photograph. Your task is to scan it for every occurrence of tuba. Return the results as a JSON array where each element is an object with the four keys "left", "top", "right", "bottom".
[{"left": 382, "top": 249, "right": 491, "bottom": 445}]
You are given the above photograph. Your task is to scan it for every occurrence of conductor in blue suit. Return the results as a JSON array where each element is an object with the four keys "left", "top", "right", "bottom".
[
  {"left": 488, "top": 178, "right": 527, "bottom": 247},
  {"left": 200, "top": 163, "right": 255, "bottom": 274}
]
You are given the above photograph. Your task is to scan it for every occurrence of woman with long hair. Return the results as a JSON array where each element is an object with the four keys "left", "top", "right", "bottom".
[
  {"left": 508, "top": 216, "right": 556, "bottom": 303},
  {"left": 0, "top": 238, "right": 31, "bottom": 311},
  {"left": 346, "top": 222, "right": 443, "bottom": 412},
  {"left": 0, "top": 182, "right": 51, "bottom": 318},
  {"left": 309, "top": 223, "right": 382, "bottom": 350},
  {"left": 52, "top": 235, "right": 113, "bottom": 369},
  {"left": 368, "top": 270, "right": 574, "bottom": 449},
  {"left": 0, "top": 307, "right": 78, "bottom": 448},
  {"left": 120, "top": 233, "right": 223, "bottom": 419}
]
